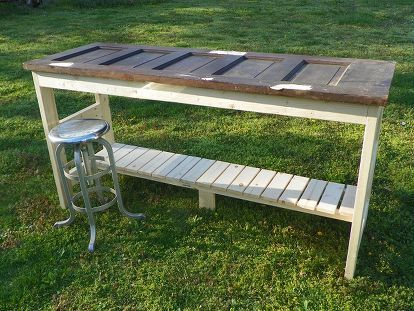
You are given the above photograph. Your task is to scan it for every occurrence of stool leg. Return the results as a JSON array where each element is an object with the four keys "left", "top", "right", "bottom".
[
  {"left": 54, "top": 143, "right": 76, "bottom": 228},
  {"left": 74, "top": 145, "right": 96, "bottom": 252},
  {"left": 99, "top": 138, "right": 145, "bottom": 220},
  {"left": 81, "top": 144, "right": 93, "bottom": 186},
  {"left": 84, "top": 143, "right": 105, "bottom": 203}
]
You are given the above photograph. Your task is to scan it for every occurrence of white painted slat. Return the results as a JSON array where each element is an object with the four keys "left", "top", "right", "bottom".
[
  {"left": 196, "top": 161, "right": 230, "bottom": 187},
  {"left": 139, "top": 151, "right": 175, "bottom": 176},
  {"left": 297, "top": 179, "right": 328, "bottom": 210},
  {"left": 278, "top": 175, "right": 309, "bottom": 206},
  {"left": 126, "top": 149, "right": 162, "bottom": 172},
  {"left": 227, "top": 166, "right": 260, "bottom": 194},
  {"left": 95, "top": 142, "right": 125, "bottom": 158},
  {"left": 339, "top": 185, "right": 357, "bottom": 216},
  {"left": 243, "top": 169, "right": 276, "bottom": 198},
  {"left": 117, "top": 147, "right": 149, "bottom": 168},
  {"left": 111, "top": 143, "right": 128, "bottom": 153},
  {"left": 181, "top": 159, "right": 215, "bottom": 183},
  {"left": 211, "top": 163, "right": 245, "bottom": 190},
  {"left": 316, "top": 182, "right": 345, "bottom": 214},
  {"left": 110, "top": 144, "right": 139, "bottom": 162},
  {"left": 261, "top": 173, "right": 293, "bottom": 201},
  {"left": 165, "top": 156, "right": 201, "bottom": 181},
  {"left": 152, "top": 154, "right": 188, "bottom": 178}
]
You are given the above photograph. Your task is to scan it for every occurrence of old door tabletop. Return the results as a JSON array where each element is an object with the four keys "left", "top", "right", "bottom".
[{"left": 24, "top": 42, "right": 395, "bottom": 106}]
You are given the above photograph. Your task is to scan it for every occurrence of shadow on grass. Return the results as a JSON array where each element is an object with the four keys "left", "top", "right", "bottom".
[
  {"left": 1, "top": 166, "right": 412, "bottom": 310},
  {"left": 118, "top": 177, "right": 350, "bottom": 269},
  {"left": 354, "top": 153, "right": 414, "bottom": 287},
  {"left": 121, "top": 176, "right": 414, "bottom": 288}
]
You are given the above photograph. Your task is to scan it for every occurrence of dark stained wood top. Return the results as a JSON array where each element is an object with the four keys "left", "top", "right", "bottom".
[{"left": 23, "top": 42, "right": 396, "bottom": 106}]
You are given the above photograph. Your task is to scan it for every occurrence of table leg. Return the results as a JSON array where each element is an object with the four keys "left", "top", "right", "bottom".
[
  {"left": 33, "top": 73, "right": 68, "bottom": 208},
  {"left": 344, "top": 106, "right": 383, "bottom": 279},
  {"left": 199, "top": 191, "right": 216, "bottom": 210}
]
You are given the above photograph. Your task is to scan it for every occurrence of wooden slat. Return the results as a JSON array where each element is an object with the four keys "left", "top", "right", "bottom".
[
  {"left": 52, "top": 45, "right": 101, "bottom": 61},
  {"left": 95, "top": 142, "right": 125, "bottom": 158},
  {"left": 211, "top": 163, "right": 245, "bottom": 190},
  {"left": 64, "top": 47, "right": 120, "bottom": 63},
  {"left": 328, "top": 66, "right": 348, "bottom": 86},
  {"left": 117, "top": 147, "right": 149, "bottom": 168},
  {"left": 256, "top": 58, "right": 303, "bottom": 81},
  {"left": 163, "top": 55, "right": 215, "bottom": 73},
  {"left": 136, "top": 51, "right": 191, "bottom": 70},
  {"left": 192, "top": 55, "right": 245, "bottom": 76},
  {"left": 152, "top": 154, "right": 188, "bottom": 178},
  {"left": 111, "top": 143, "right": 126, "bottom": 153},
  {"left": 339, "top": 185, "right": 357, "bottom": 216},
  {"left": 181, "top": 158, "right": 215, "bottom": 183},
  {"left": 243, "top": 169, "right": 276, "bottom": 198},
  {"left": 139, "top": 151, "right": 175, "bottom": 176},
  {"left": 125, "top": 149, "right": 162, "bottom": 172},
  {"left": 297, "top": 179, "right": 328, "bottom": 210},
  {"left": 87, "top": 48, "right": 143, "bottom": 65},
  {"left": 339, "top": 61, "right": 395, "bottom": 93},
  {"left": 227, "top": 166, "right": 260, "bottom": 194},
  {"left": 165, "top": 156, "right": 201, "bottom": 181},
  {"left": 111, "top": 144, "right": 139, "bottom": 162},
  {"left": 115, "top": 51, "right": 165, "bottom": 67},
  {"left": 316, "top": 182, "right": 345, "bottom": 214},
  {"left": 196, "top": 161, "right": 230, "bottom": 187},
  {"left": 293, "top": 63, "right": 341, "bottom": 85},
  {"left": 222, "top": 59, "right": 274, "bottom": 78},
  {"left": 278, "top": 175, "right": 309, "bottom": 206},
  {"left": 261, "top": 173, "right": 293, "bottom": 201}
]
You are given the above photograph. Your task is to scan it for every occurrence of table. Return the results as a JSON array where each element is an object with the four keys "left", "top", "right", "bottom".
[{"left": 24, "top": 43, "right": 396, "bottom": 279}]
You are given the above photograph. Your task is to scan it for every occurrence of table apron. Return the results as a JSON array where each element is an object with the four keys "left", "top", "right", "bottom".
[{"left": 34, "top": 72, "right": 369, "bottom": 125}]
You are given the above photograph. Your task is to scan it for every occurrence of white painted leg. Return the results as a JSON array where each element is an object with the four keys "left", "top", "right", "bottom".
[
  {"left": 95, "top": 93, "right": 114, "bottom": 144},
  {"left": 199, "top": 191, "right": 216, "bottom": 210},
  {"left": 32, "top": 72, "right": 67, "bottom": 208},
  {"left": 344, "top": 106, "right": 383, "bottom": 279}
]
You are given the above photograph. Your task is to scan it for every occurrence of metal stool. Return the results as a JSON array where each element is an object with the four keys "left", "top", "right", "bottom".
[{"left": 48, "top": 118, "right": 145, "bottom": 252}]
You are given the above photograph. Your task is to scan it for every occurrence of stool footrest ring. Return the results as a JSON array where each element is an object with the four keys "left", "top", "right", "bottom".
[
  {"left": 71, "top": 186, "right": 118, "bottom": 213},
  {"left": 64, "top": 157, "right": 111, "bottom": 182}
]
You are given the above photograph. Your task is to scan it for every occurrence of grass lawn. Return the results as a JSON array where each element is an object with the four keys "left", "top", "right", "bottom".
[{"left": 1, "top": 0, "right": 413, "bottom": 309}]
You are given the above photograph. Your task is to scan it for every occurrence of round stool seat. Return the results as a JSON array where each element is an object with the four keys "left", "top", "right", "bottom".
[{"left": 49, "top": 119, "right": 109, "bottom": 144}]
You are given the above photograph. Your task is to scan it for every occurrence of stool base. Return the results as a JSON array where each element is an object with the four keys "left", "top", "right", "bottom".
[{"left": 54, "top": 138, "right": 144, "bottom": 252}]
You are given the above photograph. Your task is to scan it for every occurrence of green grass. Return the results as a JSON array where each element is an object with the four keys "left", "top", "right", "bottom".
[{"left": 1, "top": 0, "right": 413, "bottom": 309}]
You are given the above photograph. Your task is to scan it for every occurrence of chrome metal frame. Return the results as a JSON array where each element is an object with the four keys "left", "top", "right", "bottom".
[{"left": 54, "top": 138, "right": 145, "bottom": 252}]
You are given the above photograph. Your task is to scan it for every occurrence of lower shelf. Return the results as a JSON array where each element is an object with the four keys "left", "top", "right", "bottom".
[{"left": 96, "top": 143, "right": 356, "bottom": 222}]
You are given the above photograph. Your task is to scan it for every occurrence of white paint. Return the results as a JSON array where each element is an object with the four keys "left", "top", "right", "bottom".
[
  {"left": 344, "top": 106, "right": 383, "bottom": 279},
  {"left": 95, "top": 142, "right": 353, "bottom": 222},
  {"left": 179, "top": 74, "right": 196, "bottom": 78},
  {"left": 210, "top": 50, "right": 246, "bottom": 56},
  {"left": 32, "top": 73, "right": 67, "bottom": 208},
  {"left": 271, "top": 84, "right": 312, "bottom": 91},
  {"left": 49, "top": 62, "right": 74, "bottom": 67},
  {"left": 59, "top": 102, "right": 103, "bottom": 124},
  {"left": 202, "top": 77, "right": 214, "bottom": 81}
]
